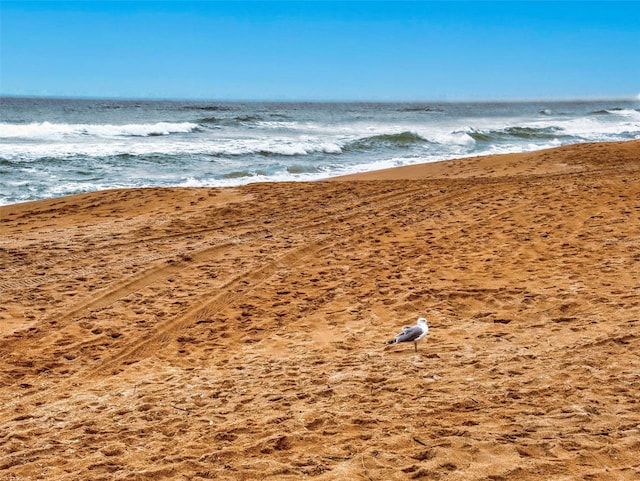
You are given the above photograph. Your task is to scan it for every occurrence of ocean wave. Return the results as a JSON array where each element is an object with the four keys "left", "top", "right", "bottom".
[
  {"left": 0, "top": 135, "right": 345, "bottom": 161},
  {"left": 254, "top": 140, "right": 342, "bottom": 157},
  {"left": 344, "top": 131, "right": 428, "bottom": 151},
  {"left": 197, "top": 115, "right": 263, "bottom": 127},
  {"left": 182, "top": 105, "right": 235, "bottom": 112},
  {"left": 221, "top": 170, "right": 257, "bottom": 180},
  {"left": 197, "top": 117, "right": 221, "bottom": 124},
  {"left": 286, "top": 164, "right": 323, "bottom": 174},
  {"left": 468, "top": 112, "right": 640, "bottom": 143},
  {"left": 0, "top": 121, "right": 200, "bottom": 139},
  {"left": 609, "top": 108, "right": 640, "bottom": 119},
  {"left": 428, "top": 131, "right": 477, "bottom": 146},
  {"left": 235, "top": 115, "right": 264, "bottom": 123},
  {"left": 397, "top": 106, "right": 445, "bottom": 113},
  {"left": 591, "top": 108, "right": 640, "bottom": 118},
  {"left": 550, "top": 117, "right": 640, "bottom": 139},
  {"left": 254, "top": 120, "right": 305, "bottom": 129},
  {"left": 468, "top": 126, "right": 564, "bottom": 142}
]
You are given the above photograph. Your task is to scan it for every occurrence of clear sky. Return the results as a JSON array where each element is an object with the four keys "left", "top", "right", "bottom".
[{"left": 1, "top": 1, "right": 639, "bottom": 101}]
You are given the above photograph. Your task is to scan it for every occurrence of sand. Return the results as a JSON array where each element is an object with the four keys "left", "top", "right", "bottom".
[{"left": 1, "top": 140, "right": 639, "bottom": 480}]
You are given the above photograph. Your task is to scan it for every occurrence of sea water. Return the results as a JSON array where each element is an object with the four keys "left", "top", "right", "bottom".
[{"left": 1, "top": 97, "right": 639, "bottom": 205}]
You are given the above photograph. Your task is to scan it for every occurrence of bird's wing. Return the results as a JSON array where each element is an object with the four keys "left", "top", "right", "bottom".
[{"left": 394, "top": 326, "right": 424, "bottom": 343}]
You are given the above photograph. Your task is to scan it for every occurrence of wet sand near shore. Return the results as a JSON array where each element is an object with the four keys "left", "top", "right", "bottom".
[{"left": 1, "top": 140, "right": 639, "bottom": 480}]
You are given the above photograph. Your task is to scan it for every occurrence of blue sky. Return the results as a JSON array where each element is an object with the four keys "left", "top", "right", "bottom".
[{"left": 1, "top": 1, "right": 639, "bottom": 101}]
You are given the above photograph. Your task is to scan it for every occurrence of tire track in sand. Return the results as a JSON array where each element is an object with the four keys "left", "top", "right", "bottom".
[{"left": 86, "top": 241, "right": 325, "bottom": 377}]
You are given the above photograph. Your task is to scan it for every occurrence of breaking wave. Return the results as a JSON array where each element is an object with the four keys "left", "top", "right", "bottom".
[
  {"left": 468, "top": 126, "right": 566, "bottom": 142},
  {"left": 0, "top": 121, "right": 200, "bottom": 139},
  {"left": 344, "top": 131, "right": 428, "bottom": 151}
]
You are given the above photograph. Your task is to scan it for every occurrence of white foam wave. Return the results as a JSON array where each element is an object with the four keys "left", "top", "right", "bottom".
[
  {"left": 0, "top": 135, "right": 344, "bottom": 161},
  {"left": 544, "top": 117, "right": 640, "bottom": 139},
  {"left": 607, "top": 108, "right": 640, "bottom": 120},
  {"left": 427, "top": 129, "right": 476, "bottom": 146},
  {"left": 0, "top": 121, "right": 199, "bottom": 139},
  {"left": 2, "top": 112, "right": 638, "bottom": 164},
  {"left": 255, "top": 120, "right": 303, "bottom": 129},
  {"left": 174, "top": 160, "right": 401, "bottom": 188},
  {"left": 470, "top": 114, "right": 640, "bottom": 143}
]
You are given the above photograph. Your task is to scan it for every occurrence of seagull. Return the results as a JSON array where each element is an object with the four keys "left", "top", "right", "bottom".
[{"left": 386, "top": 317, "right": 429, "bottom": 352}]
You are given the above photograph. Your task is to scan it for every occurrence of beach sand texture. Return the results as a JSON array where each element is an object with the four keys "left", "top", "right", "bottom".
[{"left": 1, "top": 140, "right": 639, "bottom": 480}]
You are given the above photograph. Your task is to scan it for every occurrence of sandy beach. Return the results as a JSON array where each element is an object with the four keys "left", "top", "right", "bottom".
[{"left": 1, "top": 140, "right": 639, "bottom": 480}]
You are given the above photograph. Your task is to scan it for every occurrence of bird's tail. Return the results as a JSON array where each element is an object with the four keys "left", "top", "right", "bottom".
[{"left": 385, "top": 339, "right": 397, "bottom": 345}]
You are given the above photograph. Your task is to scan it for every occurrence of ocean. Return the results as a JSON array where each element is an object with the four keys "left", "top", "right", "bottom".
[{"left": 1, "top": 97, "right": 639, "bottom": 205}]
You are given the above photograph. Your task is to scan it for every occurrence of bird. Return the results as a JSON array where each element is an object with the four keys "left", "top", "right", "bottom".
[{"left": 386, "top": 317, "right": 429, "bottom": 352}]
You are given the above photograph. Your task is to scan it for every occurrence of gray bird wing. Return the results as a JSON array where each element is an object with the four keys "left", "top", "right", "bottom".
[{"left": 394, "top": 326, "right": 424, "bottom": 343}]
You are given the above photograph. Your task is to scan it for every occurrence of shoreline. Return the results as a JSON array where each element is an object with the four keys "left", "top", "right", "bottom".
[
  {"left": 2, "top": 139, "right": 638, "bottom": 210},
  {"left": 333, "top": 138, "right": 640, "bottom": 180},
  {"left": 1, "top": 139, "right": 639, "bottom": 480}
]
